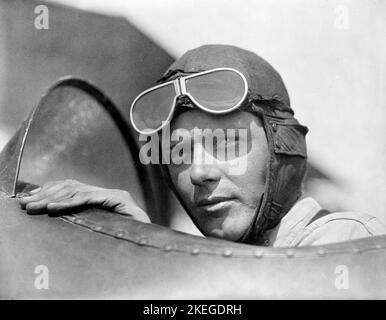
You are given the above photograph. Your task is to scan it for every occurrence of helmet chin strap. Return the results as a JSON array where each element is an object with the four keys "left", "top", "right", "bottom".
[
  {"left": 235, "top": 109, "right": 271, "bottom": 245},
  {"left": 235, "top": 193, "right": 265, "bottom": 244}
]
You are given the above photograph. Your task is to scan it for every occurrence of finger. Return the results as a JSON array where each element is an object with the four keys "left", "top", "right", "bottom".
[
  {"left": 23, "top": 186, "right": 76, "bottom": 213},
  {"left": 29, "top": 187, "right": 41, "bottom": 194},
  {"left": 46, "top": 195, "right": 88, "bottom": 212},
  {"left": 45, "top": 189, "right": 107, "bottom": 212},
  {"left": 25, "top": 199, "right": 50, "bottom": 214},
  {"left": 40, "top": 180, "right": 62, "bottom": 191},
  {"left": 39, "top": 179, "right": 81, "bottom": 194},
  {"left": 24, "top": 182, "right": 86, "bottom": 213},
  {"left": 116, "top": 205, "right": 151, "bottom": 223},
  {"left": 20, "top": 181, "right": 75, "bottom": 204},
  {"left": 20, "top": 187, "right": 60, "bottom": 205},
  {"left": 21, "top": 182, "right": 61, "bottom": 200},
  {"left": 25, "top": 189, "right": 75, "bottom": 214},
  {"left": 44, "top": 188, "right": 77, "bottom": 203}
]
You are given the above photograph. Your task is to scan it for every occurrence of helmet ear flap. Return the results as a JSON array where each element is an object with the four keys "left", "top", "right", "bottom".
[{"left": 237, "top": 103, "right": 309, "bottom": 245}]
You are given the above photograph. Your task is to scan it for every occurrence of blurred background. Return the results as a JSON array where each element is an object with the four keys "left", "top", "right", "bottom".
[{"left": 0, "top": 0, "right": 385, "bottom": 234}]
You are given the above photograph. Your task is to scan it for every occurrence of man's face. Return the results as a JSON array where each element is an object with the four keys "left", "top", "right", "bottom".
[{"left": 166, "top": 109, "right": 268, "bottom": 241}]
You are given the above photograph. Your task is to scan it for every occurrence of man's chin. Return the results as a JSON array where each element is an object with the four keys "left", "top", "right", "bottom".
[
  {"left": 207, "top": 228, "right": 241, "bottom": 242},
  {"left": 207, "top": 228, "right": 225, "bottom": 239}
]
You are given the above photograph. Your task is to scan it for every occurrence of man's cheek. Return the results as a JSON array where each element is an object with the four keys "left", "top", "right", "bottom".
[
  {"left": 226, "top": 154, "right": 248, "bottom": 176},
  {"left": 175, "top": 171, "right": 194, "bottom": 198}
]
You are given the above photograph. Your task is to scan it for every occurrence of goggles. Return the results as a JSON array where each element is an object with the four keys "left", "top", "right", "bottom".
[{"left": 130, "top": 68, "right": 248, "bottom": 134}]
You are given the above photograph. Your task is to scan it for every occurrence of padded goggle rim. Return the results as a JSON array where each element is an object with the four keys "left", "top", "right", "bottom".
[{"left": 130, "top": 67, "right": 248, "bottom": 135}]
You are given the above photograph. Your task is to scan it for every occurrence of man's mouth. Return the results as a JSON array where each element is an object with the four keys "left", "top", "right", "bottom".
[{"left": 196, "top": 197, "right": 238, "bottom": 212}]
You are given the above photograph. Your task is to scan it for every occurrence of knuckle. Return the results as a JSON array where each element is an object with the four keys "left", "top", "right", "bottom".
[
  {"left": 42, "top": 181, "right": 54, "bottom": 189},
  {"left": 59, "top": 182, "right": 82, "bottom": 194},
  {"left": 72, "top": 192, "right": 85, "bottom": 201},
  {"left": 80, "top": 191, "right": 93, "bottom": 198},
  {"left": 76, "top": 185, "right": 93, "bottom": 193},
  {"left": 62, "top": 179, "right": 80, "bottom": 187},
  {"left": 61, "top": 185, "right": 73, "bottom": 193},
  {"left": 26, "top": 202, "right": 41, "bottom": 211}
]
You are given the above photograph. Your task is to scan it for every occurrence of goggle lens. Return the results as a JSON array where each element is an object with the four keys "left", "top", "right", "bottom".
[
  {"left": 185, "top": 69, "right": 245, "bottom": 111},
  {"left": 131, "top": 83, "right": 175, "bottom": 133}
]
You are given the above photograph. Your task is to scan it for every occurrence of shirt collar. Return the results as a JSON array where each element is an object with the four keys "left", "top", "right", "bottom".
[{"left": 266, "top": 197, "right": 322, "bottom": 247}]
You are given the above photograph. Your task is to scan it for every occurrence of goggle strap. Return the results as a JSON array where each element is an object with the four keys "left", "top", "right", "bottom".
[{"left": 157, "top": 69, "right": 199, "bottom": 84}]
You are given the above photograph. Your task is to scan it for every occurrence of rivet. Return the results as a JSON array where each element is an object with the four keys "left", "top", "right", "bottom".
[
  {"left": 223, "top": 249, "right": 233, "bottom": 257},
  {"left": 275, "top": 140, "right": 281, "bottom": 149},
  {"left": 264, "top": 239, "right": 270, "bottom": 246},
  {"left": 271, "top": 122, "right": 278, "bottom": 132},
  {"left": 317, "top": 248, "right": 325, "bottom": 256},
  {"left": 191, "top": 248, "right": 200, "bottom": 255},
  {"left": 164, "top": 244, "right": 173, "bottom": 252},
  {"left": 92, "top": 225, "right": 103, "bottom": 232},
  {"left": 286, "top": 249, "right": 295, "bottom": 258},
  {"left": 74, "top": 218, "right": 84, "bottom": 224},
  {"left": 115, "top": 231, "right": 125, "bottom": 238},
  {"left": 138, "top": 238, "right": 148, "bottom": 246},
  {"left": 254, "top": 250, "right": 264, "bottom": 258}
]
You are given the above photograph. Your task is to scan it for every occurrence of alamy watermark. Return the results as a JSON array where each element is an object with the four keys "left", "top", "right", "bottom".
[
  {"left": 334, "top": 264, "right": 349, "bottom": 290},
  {"left": 34, "top": 265, "right": 49, "bottom": 290},
  {"left": 138, "top": 122, "right": 249, "bottom": 176},
  {"left": 34, "top": 5, "right": 49, "bottom": 30},
  {"left": 334, "top": 5, "right": 349, "bottom": 30}
]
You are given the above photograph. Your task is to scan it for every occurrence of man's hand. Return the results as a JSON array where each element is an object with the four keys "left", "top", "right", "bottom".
[{"left": 19, "top": 179, "right": 150, "bottom": 223}]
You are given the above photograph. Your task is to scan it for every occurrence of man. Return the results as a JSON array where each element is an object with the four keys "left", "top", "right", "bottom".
[{"left": 19, "top": 44, "right": 386, "bottom": 246}]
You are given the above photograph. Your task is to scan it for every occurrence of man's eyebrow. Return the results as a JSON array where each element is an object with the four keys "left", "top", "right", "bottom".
[
  {"left": 169, "top": 129, "right": 193, "bottom": 146},
  {"left": 213, "top": 122, "right": 251, "bottom": 131}
]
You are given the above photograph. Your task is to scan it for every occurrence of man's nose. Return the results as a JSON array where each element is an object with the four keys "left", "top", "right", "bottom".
[{"left": 189, "top": 143, "right": 221, "bottom": 186}]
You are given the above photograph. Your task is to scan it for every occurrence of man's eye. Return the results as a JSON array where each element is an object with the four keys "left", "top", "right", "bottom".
[
  {"left": 170, "top": 143, "right": 190, "bottom": 154},
  {"left": 215, "top": 134, "right": 243, "bottom": 160},
  {"left": 219, "top": 135, "right": 240, "bottom": 147},
  {"left": 226, "top": 138, "right": 238, "bottom": 146},
  {"left": 170, "top": 143, "right": 192, "bottom": 165}
]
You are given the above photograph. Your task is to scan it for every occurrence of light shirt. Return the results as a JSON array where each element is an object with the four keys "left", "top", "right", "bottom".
[{"left": 266, "top": 197, "right": 386, "bottom": 247}]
